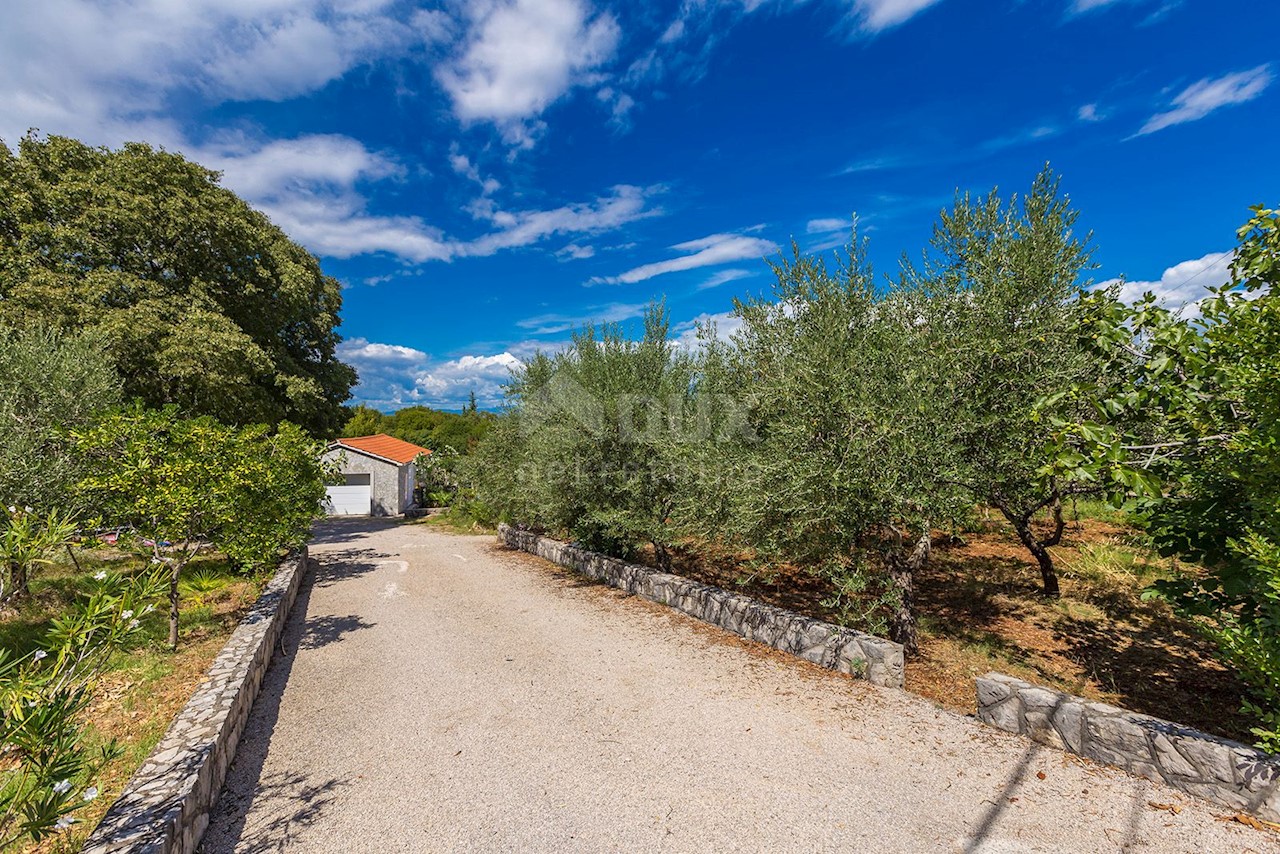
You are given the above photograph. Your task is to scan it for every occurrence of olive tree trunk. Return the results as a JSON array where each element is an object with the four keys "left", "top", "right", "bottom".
[
  {"left": 886, "top": 528, "right": 932, "bottom": 657},
  {"left": 1000, "top": 495, "right": 1066, "bottom": 598}
]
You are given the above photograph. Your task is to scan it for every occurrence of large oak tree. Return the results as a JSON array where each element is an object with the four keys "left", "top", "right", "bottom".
[{"left": 0, "top": 134, "right": 356, "bottom": 436}]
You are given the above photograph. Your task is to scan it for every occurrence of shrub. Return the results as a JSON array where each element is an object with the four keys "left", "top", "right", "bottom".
[
  {"left": 75, "top": 407, "right": 328, "bottom": 648},
  {"left": 1, "top": 568, "right": 166, "bottom": 847}
]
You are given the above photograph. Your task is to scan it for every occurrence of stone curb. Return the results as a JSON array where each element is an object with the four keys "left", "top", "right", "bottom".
[
  {"left": 497, "top": 524, "right": 904, "bottom": 689},
  {"left": 975, "top": 672, "right": 1280, "bottom": 822},
  {"left": 82, "top": 547, "right": 309, "bottom": 854}
]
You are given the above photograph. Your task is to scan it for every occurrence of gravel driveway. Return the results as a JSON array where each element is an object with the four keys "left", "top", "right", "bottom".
[{"left": 202, "top": 518, "right": 1271, "bottom": 853}]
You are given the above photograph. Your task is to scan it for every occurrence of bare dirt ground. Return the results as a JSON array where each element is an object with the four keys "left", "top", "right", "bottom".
[{"left": 201, "top": 518, "right": 1274, "bottom": 853}]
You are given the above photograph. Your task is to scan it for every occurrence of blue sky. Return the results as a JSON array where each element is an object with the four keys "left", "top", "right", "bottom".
[{"left": 3, "top": 0, "right": 1277, "bottom": 410}]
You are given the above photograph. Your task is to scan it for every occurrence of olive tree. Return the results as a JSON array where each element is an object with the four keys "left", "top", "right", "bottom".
[
  {"left": 75, "top": 408, "right": 328, "bottom": 648},
  {"left": 703, "top": 241, "right": 965, "bottom": 654},
  {"left": 0, "top": 326, "right": 120, "bottom": 513},
  {"left": 899, "top": 166, "right": 1101, "bottom": 596},
  {"left": 472, "top": 303, "right": 697, "bottom": 565}
]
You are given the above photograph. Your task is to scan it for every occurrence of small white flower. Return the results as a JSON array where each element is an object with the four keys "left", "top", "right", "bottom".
[
  {"left": 6, "top": 505, "right": 14, "bottom": 514},
  {"left": 32, "top": 650, "right": 47, "bottom": 661},
  {"left": 52, "top": 779, "right": 71, "bottom": 794},
  {"left": 83, "top": 786, "right": 99, "bottom": 801},
  {"left": 55, "top": 816, "right": 75, "bottom": 830},
  {"left": 121, "top": 610, "right": 133, "bottom": 619},
  {"left": 94, "top": 571, "right": 107, "bottom": 581},
  {"left": 23, "top": 506, "right": 32, "bottom": 513},
  {"left": 143, "top": 604, "right": 155, "bottom": 615},
  {"left": 128, "top": 619, "right": 140, "bottom": 629}
]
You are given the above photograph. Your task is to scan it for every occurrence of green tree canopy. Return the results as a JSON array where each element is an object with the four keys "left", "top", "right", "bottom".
[
  {"left": 75, "top": 407, "right": 329, "bottom": 648},
  {"left": 901, "top": 165, "right": 1102, "bottom": 596},
  {"left": 340, "top": 403, "right": 495, "bottom": 452},
  {"left": 0, "top": 325, "right": 120, "bottom": 512},
  {"left": 0, "top": 134, "right": 356, "bottom": 436}
]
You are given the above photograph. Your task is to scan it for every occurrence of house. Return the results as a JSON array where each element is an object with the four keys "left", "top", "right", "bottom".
[{"left": 323, "top": 434, "right": 430, "bottom": 516}]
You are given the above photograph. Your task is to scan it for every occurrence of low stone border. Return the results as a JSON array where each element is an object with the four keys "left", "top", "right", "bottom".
[
  {"left": 83, "top": 548, "right": 309, "bottom": 854},
  {"left": 976, "top": 672, "right": 1280, "bottom": 822},
  {"left": 498, "top": 524, "right": 904, "bottom": 688}
]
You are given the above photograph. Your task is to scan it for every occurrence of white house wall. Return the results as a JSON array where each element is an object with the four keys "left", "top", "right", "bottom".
[{"left": 323, "top": 448, "right": 404, "bottom": 516}]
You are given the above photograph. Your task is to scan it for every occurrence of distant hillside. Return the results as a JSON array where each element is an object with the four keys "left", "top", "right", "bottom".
[{"left": 339, "top": 404, "right": 494, "bottom": 453}]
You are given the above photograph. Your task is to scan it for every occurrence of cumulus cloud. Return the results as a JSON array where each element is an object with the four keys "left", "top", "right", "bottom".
[
  {"left": 195, "top": 133, "right": 454, "bottom": 262},
  {"left": 0, "top": 0, "right": 435, "bottom": 146},
  {"left": 590, "top": 231, "right": 777, "bottom": 285},
  {"left": 1097, "top": 250, "right": 1233, "bottom": 314},
  {"left": 557, "top": 243, "right": 598, "bottom": 260},
  {"left": 436, "top": 0, "right": 620, "bottom": 146},
  {"left": 338, "top": 336, "right": 523, "bottom": 409},
  {"left": 1139, "top": 65, "right": 1273, "bottom": 136}
]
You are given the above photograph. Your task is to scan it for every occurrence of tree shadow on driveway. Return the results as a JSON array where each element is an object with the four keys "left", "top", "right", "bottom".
[
  {"left": 308, "top": 517, "right": 406, "bottom": 547},
  {"left": 201, "top": 559, "right": 365, "bottom": 852}
]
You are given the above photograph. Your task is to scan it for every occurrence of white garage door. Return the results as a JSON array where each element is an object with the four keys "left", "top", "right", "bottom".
[{"left": 325, "top": 474, "right": 371, "bottom": 515}]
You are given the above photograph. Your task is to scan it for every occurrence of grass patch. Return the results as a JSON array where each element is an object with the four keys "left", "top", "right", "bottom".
[
  {"left": 6, "top": 547, "right": 267, "bottom": 852},
  {"left": 416, "top": 507, "right": 497, "bottom": 535}
]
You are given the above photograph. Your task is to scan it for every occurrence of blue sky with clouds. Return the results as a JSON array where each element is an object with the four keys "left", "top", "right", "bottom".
[{"left": 3, "top": 0, "right": 1276, "bottom": 410}]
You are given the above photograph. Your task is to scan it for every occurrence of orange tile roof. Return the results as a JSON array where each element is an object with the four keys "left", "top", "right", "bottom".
[{"left": 335, "top": 434, "right": 430, "bottom": 465}]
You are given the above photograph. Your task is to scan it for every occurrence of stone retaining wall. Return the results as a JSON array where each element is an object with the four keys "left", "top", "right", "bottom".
[
  {"left": 976, "top": 672, "right": 1280, "bottom": 822},
  {"left": 498, "top": 524, "right": 904, "bottom": 689},
  {"left": 83, "top": 548, "right": 309, "bottom": 854}
]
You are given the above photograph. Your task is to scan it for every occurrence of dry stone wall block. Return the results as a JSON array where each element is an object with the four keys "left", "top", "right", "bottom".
[{"left": 974, "top": 671, "right": 1280, "bottom": 823}]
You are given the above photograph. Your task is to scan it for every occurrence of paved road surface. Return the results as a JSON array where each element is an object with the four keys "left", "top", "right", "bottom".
[{"left": 202, "top": 518, "right": 1269, "bottom": 853}]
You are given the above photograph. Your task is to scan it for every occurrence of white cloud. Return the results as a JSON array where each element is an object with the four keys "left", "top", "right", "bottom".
[
  {"left": 1077, "top": 103, "right": 1102, "bottom": 122},
  {"left": 195, "top": 133, "right": 455, "bottom": 262},
  {"left": 436, "top": 0, "right": 620, "bottom": 146},
  {"left": 516, "top": 302, "right": 649, "bottom": 335},
  {"left": 806, "top": 217, "right": 848, "bottom": 234},
  {"left": 339, "top": 336, "right": 523, "bottom": 410},
  {"left": 0, "top": 0, "right": 433, "bottom": 146},
  {"left": 557, "top": 243, "right": 598, "bottom": 260},
  {"left": 189, "top": 132, "right": 661, "bottom": 262},
  {"left": 1097, "top": 250, "right": 1233, "bottom": 314},
  {"left": 698, "top": 269, "right": 754, "bottom": 290},
  {"left": 1139, "top": 65, "right": 1273, "bottom": 136},
  {"left": 591, "top": 231, "right": 777, "bottom": 285},
  {"left": 672, "top": 309, "right": 744, "bottom": 350},
  {"left": 459, "top": 184, "right": 662, "bottom": 257},
  {"left": 845, "top": 0, "right": 945, "bottom": 32}
]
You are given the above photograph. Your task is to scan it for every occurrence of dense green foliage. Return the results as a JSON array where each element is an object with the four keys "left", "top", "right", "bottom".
[
  {"left": 0, "top": 134, "right": 356, "bottom": 436},
  {"left": 74, "top": 407, "right": 329, "bottom": 648},
  {"left": 904, "top": 168, "right": 1104, "bottom": 596},
  {"left": 340, "top": 403, "right": 495, "bottom": 452},
  {"left": 1062, "top": 206, "right": 1280, "bottom": 749},
  {"left": 1, "top": 568, "right": 166, "bottom": 847},
  {"left": 472, "top": 174, "right": 1280, "bottom": 745},
  {"left": 0, "top": 326, "right": 121, "bottom": 513},
  {"left": 696, "top": 243, "right": 963, "bottom": 651},
  {"left": 472, "top": 304, "right": 696, "bottom": 561}
]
